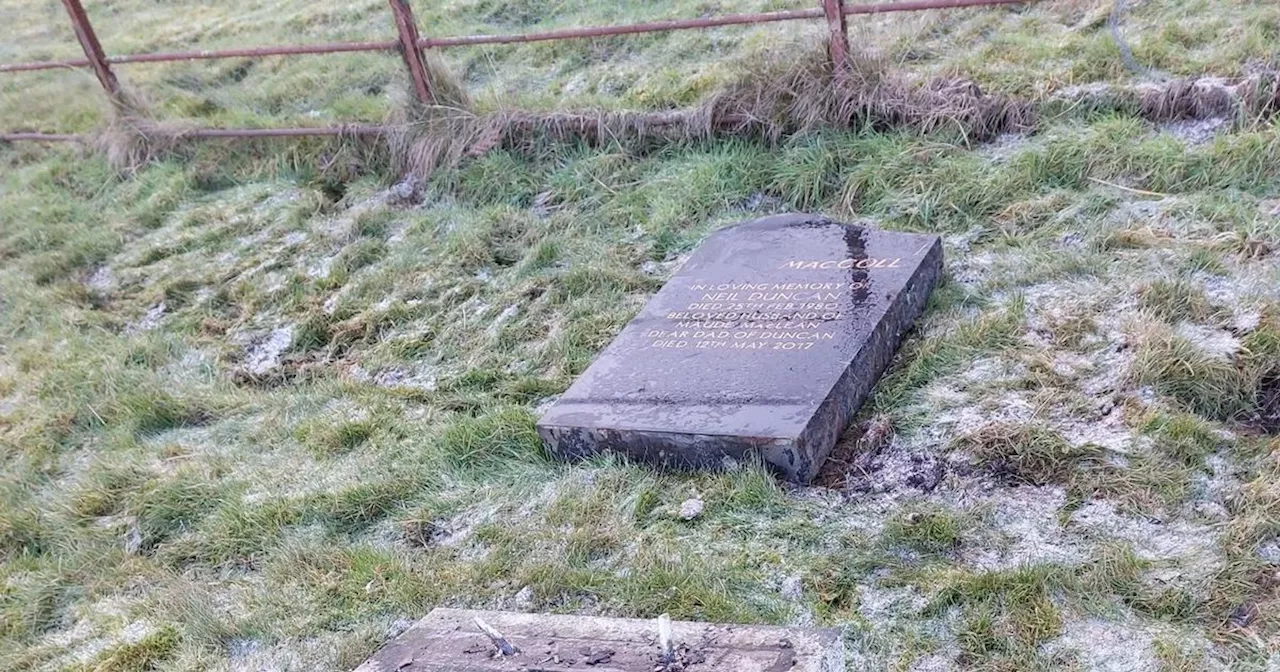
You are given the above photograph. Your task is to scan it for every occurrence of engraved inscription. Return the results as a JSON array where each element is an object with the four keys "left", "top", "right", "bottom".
[
  {"left": 779, "top": 257, "right": 901, "bottom": 270},
  {"left": 645, "top": 279, "right": 860, "bottom": 352}
]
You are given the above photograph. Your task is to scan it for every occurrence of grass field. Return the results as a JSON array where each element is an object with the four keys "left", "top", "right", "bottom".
[{"left": 3, "top": 0, "right": 1280, "bottom": 670}]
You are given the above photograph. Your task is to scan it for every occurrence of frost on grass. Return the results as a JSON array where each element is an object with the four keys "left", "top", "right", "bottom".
[
  {"left": 242, "top": 326, "right": 294, "bottom": 376},
  {"left": 816, "top": 188, "right": 1280, "bottom": 667},
  {"left": 5, "top": 78, "right": 1280, "bottom": 672},
  {"left": 1042, "top": 617, "right": 1166, "bottom": 672},
  {"left": 127, "top": 302, "right": 166, "bottom": 333},
  {"left": 39, "top": 596, "right": 154, "bottom": 669}
]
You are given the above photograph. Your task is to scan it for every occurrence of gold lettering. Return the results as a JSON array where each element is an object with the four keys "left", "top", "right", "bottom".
[{"left": 780, "top": 257, "right": 903, "bottom": 270}]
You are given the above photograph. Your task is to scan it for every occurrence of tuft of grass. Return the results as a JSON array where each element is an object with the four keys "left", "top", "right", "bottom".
[
  {"left": 318, "top": 238, "right": 387, "bottom": 290},
  {"left": 883, "top": 506, "right": 965, "bottom": 555},
  {"left": 957, "top": 422, "right": 1104, "bottom": 487},
  {"left": 1137, "top": 278, "right": 1224, "bottom": 323},
  {"left": 126, "top": 474, "right": 225, "bottom": 552},
  {"left": 164, "top": 496, "right": 306, "bottom": 566},
  {"left": 1077, "top": 544, "right": 1202, "bottom": 622},
  {"left": 871, "top": 295, "right": 1026, "bottom": 414},
  {"left": 313, "top": 477, "right": 423, "bottom": 535},
  {"left": 805, "top": 535, "right": 884, "bottom": 617},
  {"left": 1153, "top": 638, "right": 1206, "bottom": 672},
  {"left": 296, "top": 418, "right": 378, "bottom": 459},
  {"left": 1141, "top": 412, "right": 1224, "bottom": 468},
  {"left": 437, "top": 406, "right": 545, "bottom": 472},
  {"left": 117, "top": 388, "right": 214, "bottom": 436},
  {"left": 1130, "top": 325, "right": 1256, "bottom": 420},
  {"left": 927, "top": 564, "right": 1067, "bottom": 666},
  {"left": 1209, "top": 457, "right": 1280, "bottom": 645},
  {"left": 0, "top": 486, "right": 46, "bottom": 560},
  {"left": 0, "top": 571, "right": 66, "bottom": 642},
  {"left": 700, "top": 461, "right": 786, "bottom": 514},
  {"left": 85, "top": 625, "right": 179, "bottom": 672},
  {"left": 455, "top": 151, "right": 542, "bottom": 207},
  {"left": 770, "top": 134, "right": 846, "bottom": 210},
  {"left": 1183, "top": 246, "right": 1229, "bottom": 276},
  {"left": 70, "top": 463, "right": 149, "bottom": 519},
  {"left": 1047, "top": 311, "right": 1098, "bottom": 349}
]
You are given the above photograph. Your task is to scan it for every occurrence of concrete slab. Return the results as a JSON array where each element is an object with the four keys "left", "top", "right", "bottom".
[{"left": 354, "top": 608, "right": 844, "bottom": 672}]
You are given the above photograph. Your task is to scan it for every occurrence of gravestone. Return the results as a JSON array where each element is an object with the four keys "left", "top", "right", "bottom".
[
  {"left": 353, "top": 608, "right": 844, "bottom": 671},
  {"left": 537, "top": 214, "right": 942, "bottom": 482}
]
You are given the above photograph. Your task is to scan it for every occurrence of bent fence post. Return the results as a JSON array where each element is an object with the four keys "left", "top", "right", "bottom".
[
  {"left": 387, "top": 0, "right": 436, "bottom": 105},
  {"left": 59, "top": 0, "right": 125, "bottom": 105},
  {"left": 822, "top": 0, "right": 851, "bottom": 84}
]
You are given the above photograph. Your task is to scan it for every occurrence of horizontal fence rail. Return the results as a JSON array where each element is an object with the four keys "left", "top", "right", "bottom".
[
  {"left": 0, "top": 41, "right": 400, "bottom": 73},
  {"left": 1, "top": 0, "right": 1027, "bottom": 145},
  {"left": 421, "top": 0, "right": 1024, "bottom": 47}
]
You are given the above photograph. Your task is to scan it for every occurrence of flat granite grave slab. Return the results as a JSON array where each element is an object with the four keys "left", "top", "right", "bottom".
[
  {"left": 537, "top": 214, "right": 942, "bottom": 482},
  {"left": 353, "top": 608, "right": 843, "bottom": 671}
]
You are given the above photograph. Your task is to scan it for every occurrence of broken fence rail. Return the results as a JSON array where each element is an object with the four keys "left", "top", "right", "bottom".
[{"left": 1, "top": 0, "right": 1027, "bottom": 145}]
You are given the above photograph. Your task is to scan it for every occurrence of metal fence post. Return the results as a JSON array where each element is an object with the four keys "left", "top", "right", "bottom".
[
  {"left": 59, "top": 0, "right": 124, "bottom": 103},
  {"left": 387, "top": 0, "right": 436, "bottom": 105},
  {"left": 821, "top": 0, "right": 850, "bottom": 84}
]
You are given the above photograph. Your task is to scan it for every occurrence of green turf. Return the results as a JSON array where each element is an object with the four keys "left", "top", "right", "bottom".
[{"left": 4, "top": 1, "right": 1280, "bottom": 670}]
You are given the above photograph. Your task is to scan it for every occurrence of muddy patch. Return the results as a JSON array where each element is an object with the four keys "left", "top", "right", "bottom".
[
  {"left": 813, "top": 415, "right": 940, "bottom": 494},
  {"left": 1253, "top": 374, "right": 1280, "bottom": 434}
]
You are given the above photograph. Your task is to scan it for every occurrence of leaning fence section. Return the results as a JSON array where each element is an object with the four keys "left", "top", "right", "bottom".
[{"left": 0, "top": 0, "right": 1027, "bottom": 144}]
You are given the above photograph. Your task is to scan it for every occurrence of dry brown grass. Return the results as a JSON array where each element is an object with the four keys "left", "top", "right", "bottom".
[
  {"left": 83, "top": 46, "right": 1280, "bottom": 178},
  {"left": 93, "top": 117, "right": 193, "bottom": 173},
  {"left": 390, "top": 45, "right": 1032, "bottom": 179},
  {"left": 81, "top": 85, "right": 184, "bottom": 172},
  {"left": 956, "top": 422, "right": 1105, "bottom": 487},
  {"left": 1137, "top": 72, "right": 1280, "bottom": 124},
  {"left": 387, "top": 52, "right": 1280, "bottom": 180},
  {"left": 700, "top": 47, "right": 1033, "bottom": 142}
]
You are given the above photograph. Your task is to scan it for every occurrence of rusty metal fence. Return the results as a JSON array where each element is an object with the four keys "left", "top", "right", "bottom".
[{"left": 0, "top": 0, "right": 1026, "bottom": 144}]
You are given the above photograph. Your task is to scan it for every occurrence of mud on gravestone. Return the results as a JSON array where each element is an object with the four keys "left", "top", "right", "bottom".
[{"left": 537, "top": 214, "right": 943, "bottom": 482}]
